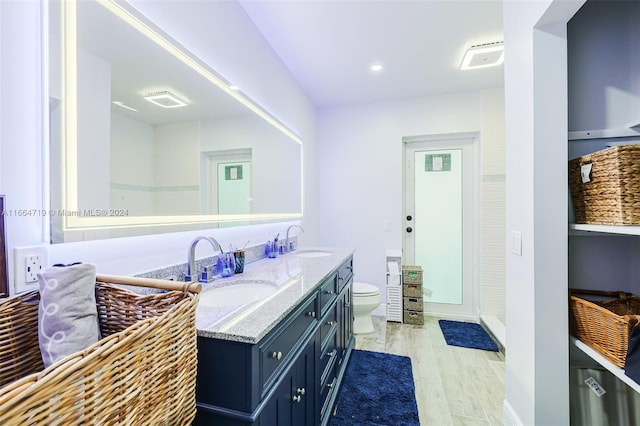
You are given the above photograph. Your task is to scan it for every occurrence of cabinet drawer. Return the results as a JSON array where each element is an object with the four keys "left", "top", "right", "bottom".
[
  {"left": 259, "top": 295, "right": 318, "bottom": 391},
  {"left": 320, "top": 363, "right": 337, "bottom": 422},
  {"left": 320, "top": 305, "right": 338, "bottom": 349},
  {"left": 337, "top": 259, "right": 353, "bottom": 291},
  {"left": 319, "top": 329, "right": 337, "bottom": 379},
  {"left": 319, "top": 274, "right": 338, "bottom": 316}
]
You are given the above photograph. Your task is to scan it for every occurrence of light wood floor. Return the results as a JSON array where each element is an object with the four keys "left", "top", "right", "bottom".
[{"left": 354, "top": 315, "right": 505, "bottom": 426}]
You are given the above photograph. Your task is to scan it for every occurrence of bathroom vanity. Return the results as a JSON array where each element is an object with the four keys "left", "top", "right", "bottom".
[{"left": 193, "top": 248, "right": 355, "bottom": 426}]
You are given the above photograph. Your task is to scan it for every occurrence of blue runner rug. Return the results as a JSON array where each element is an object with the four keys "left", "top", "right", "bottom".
[
  {"left": 438, "top": 319, "right": 498, "bottom": 352},
  {"left": 329, "top": 349, "right": 420, "bottom": 426}
]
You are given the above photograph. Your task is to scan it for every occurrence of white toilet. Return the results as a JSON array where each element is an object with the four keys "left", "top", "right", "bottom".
[{"left": 352, "top": 282, "right": 382, "bottom": 334}]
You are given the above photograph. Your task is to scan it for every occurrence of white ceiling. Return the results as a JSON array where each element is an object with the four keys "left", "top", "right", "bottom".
[{"left": 239, "top": 0, "right": 505, "bottom": 108}]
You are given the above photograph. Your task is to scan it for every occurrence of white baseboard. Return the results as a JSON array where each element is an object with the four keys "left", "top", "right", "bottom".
[
  {"left": 503, "top": 399, "right": 523, "bottom": 426},
  {"left": 480, "top": 314, "right": 506, "bottom": 349}
]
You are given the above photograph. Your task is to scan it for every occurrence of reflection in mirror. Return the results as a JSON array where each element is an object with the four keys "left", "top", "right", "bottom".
[{"left": 48, "top": 0, "right": 302, "bottom": 243}]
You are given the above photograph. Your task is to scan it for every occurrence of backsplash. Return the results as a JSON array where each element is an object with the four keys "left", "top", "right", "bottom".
[{"left": 134, "top": 238, "right": 296, "bottom": 283}]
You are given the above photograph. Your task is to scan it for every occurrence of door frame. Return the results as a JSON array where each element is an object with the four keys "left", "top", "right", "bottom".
[
  {"left": 200, "top": 148, "right": 252, "bottom": 215},
  {"left": 402, "top": 132, "right": 480, "bottom": 320}
]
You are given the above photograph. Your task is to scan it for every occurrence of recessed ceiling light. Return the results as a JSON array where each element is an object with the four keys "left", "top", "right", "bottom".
[
  {"left": 370, "top": 63, "right": 384, "bottom": 72},
  {"left": 460, "top": 41, "right": 504, "bottom": 70},
  {"left": 112, "top": 101, "right": 138, "bottom": 112},
  {"left": 143, "top": 91, "right": 188, "bottom": 108}
]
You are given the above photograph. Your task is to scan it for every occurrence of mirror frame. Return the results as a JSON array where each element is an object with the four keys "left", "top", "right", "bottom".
[{"left": 55, "top": 0, "right": 303, "bottom": 237}]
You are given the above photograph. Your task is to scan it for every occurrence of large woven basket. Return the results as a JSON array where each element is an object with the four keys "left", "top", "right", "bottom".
[
  {"left": 0, "top": 275, "right": 201, "bottom": 425},
  {"left": 569, "top": 144, "right": 640, "bottom": 225},
  {"left": 570, "top": 289, "right": 640, "bottom": 368}
]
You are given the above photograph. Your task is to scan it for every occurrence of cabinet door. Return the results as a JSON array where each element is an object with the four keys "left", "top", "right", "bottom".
[
  {"left": 258, "top": 338, "right": 315, "bottom": 426},
  {"left": 292, "top": 339, "right": 315, "bottom": 425},
  {"left": 338, "top": 280, "right": 354, "bottom": 364}
]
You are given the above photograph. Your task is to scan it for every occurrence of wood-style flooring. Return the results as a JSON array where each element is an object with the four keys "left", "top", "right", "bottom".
[{"left": 353, "top": 315, "right": 505, "bottom": 426}]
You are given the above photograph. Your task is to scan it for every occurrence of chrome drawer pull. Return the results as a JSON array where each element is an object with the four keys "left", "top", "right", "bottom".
[
  {"left": 327, "top": 320, "right": 336, "bottom": 326},
  {"left": 327, "top": 377, "right": 337, "bottom": 389},
  {"left": 296, "top": 387, "right": 306, "bottom": 395},
  {"left": 325, "top": 290, "right": 335, "bottom": 295},
  {"left": 272, "top": 351, "right": 283, "bottom": 360},
  {"left": 292, "top": 395, "right": 301, "bottom": 403},
  {"left": 307, "top": 311, "right": 316, "bottom": 318}
]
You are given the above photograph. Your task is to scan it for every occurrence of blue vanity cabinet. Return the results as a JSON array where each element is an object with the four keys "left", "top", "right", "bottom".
[
  {"left": 319, "top": 261, "right": 354, "bottom": 426},
  {"left": 194, "top": 255, "right": 354, "bottom": 426}
]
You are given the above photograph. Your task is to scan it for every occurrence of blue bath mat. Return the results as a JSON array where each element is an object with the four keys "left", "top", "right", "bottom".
[
  {"left": 329, "top": 349, "right": 420, "bottom": 426},
  {"left": 438, "top": 320, "right": 498, "bottom": 352}
]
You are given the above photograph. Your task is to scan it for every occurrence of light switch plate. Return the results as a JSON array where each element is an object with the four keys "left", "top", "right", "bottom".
[{"left": 511, "top": 231, "right": 522, "bottom": 256}]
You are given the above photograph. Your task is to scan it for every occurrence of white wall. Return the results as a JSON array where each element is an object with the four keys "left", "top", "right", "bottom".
[
  {"left": 77, "top": 49, "right": 111, "bottom": 212},
  {"left": 480, "top": 88, "right": 506, "bottom": 323},
  {"left": 110, "top": 113, "right": 155, "bottom": 215},
  {"left": 317, "top": 92, "right": 492, "bottom": 315},
  {"left": 0, "top": 1, "right": 46, "bottom": 287},
  {"left": 503, "top": 1, "right": 584, "bottom": 425},
  {"left": 0, "top": 1, "right": 317, "bottom": 286},
  {"left": 153, "top": 121, "right": 200, "bottom": 215}
]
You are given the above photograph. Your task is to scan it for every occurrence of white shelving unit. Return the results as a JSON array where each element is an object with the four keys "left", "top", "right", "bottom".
[
  {"left": 570, "top": 224, "right": 640, "bottom": 236},
  {"left": 570, "top": 224, "right": 640, "bottom": 392},
  {"left": 385, "top": 249, "right": 403, "bottom": 323},
  {"left": 572, "top": 336, "right": 640, "bottom": 394}
]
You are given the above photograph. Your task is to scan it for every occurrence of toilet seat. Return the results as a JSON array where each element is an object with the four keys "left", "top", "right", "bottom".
[{"left": 353, "top": 282, "right": 379, "bottom": 296}]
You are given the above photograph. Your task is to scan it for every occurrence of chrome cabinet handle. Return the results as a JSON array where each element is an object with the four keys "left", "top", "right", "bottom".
[
  {"left": 327, "top": 377, "right": 337, "bottom": 389},
  {"left": 339, "top": 276, "right": 344, "bottom": 281},
  {"left": 344, "top": 302, "right": 351, "bottom": 307},
  {"left": 292, "top": 395, "right": 301, "bottom": 403},
  {"left": 328, "top": 349, "right": 337, "bottom": 358},
  {"left": 272, "top": 351, "right": 283, "bottom": 360},
  {"left": 296, "top": 387, "right": 305, "bottom": 395},
  {"left": 307, "top": 311, "right": 316, "bottom": 318},
  {"left": 325, "top": 290, "right": 335, "bottom": 295},
  {"left": 327, "top": 320, "right": 336, "bottom": 326}
]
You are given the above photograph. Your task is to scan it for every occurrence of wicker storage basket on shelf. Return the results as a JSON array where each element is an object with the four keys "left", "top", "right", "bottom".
[
  {"left": 569, "top": 289, "right": 640, "bottom": 368},
  {"left": 0, "top": 275, "right": 201, "bottom": 426},
  {"left": 569, "top": 144, "right": 640, "bottom": 225}
]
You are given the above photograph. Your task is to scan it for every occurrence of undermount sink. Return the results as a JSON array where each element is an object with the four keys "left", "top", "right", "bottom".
[
  {"left": 295, "top": 250, "right": 332, "bottom": 258},
  {"left": 200, "top": 281, "right": 278, "bottom": 307}
]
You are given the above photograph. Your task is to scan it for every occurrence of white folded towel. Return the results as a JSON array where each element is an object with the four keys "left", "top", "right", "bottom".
[{"left": 37, "top": 263, "right": 100, "bottom": 368}]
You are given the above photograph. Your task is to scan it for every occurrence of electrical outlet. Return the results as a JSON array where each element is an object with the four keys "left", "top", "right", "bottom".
[
  {"left": 14, "top": 245, "right": 49, "bottom": 294},
  {"left": 25, "top": 255, "right": 43, "bottom": 283}
]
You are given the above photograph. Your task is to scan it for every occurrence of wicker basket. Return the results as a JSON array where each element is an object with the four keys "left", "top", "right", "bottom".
[
  {"left": 403, "top": 283, "right": 423, "bottom": 298},
  {"left": 402, "top": 265, "right": 423, "bottom": 285},
  {"left": 569, "top": 144, "right": 640, "bottom": 225},
  {"left": 569, "top": 289, "right": 640, "bottom": 368},
  {"left": 403, "top": 310, "right": 424, "bottom": 326},
  {"left": 0, "top": 274, "right": 201, "bottom": 425},
  {"left": 403, "top": 296, "right": 423, "bottom": 312}
]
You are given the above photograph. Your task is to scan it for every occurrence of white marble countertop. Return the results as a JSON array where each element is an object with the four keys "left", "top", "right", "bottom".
[{"left": 195, "top": 247, "right": 354, "bottom": 344}]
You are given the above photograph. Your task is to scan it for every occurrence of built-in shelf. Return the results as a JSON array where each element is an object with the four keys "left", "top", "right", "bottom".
[
  {"left": 572, "top": 336, "right": 640, "bottom": 394},
  {"left": 568, "top": 122, "right": 640, "bottom": 141},
  {"left": 569, "top": 223, "right": 640, "bottom": 236}
]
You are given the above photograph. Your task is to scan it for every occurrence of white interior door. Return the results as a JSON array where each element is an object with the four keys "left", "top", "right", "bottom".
[
  {"left": 403, "top": 134, "right": 477, "bottom": 319},
  {"left": 202, "top": 149, "right": 252, "bottom": 223}
]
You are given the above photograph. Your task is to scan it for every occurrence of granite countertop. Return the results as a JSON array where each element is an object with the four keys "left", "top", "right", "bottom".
[{"left": 195, "top": 247, "right": 354, "bottom": 344}]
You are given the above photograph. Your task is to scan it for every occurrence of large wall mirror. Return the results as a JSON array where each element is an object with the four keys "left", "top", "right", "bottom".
[{"left": 48, "top": 0, "right": 303, "bottom": 243}]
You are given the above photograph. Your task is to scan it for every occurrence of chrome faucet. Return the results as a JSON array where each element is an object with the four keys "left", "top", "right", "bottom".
[
  {"left": 285, "top": 225, "right": 304, "bottom": 252},
  {"left": 185, "top": 236, "right": 223, "bottom": 282}
]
